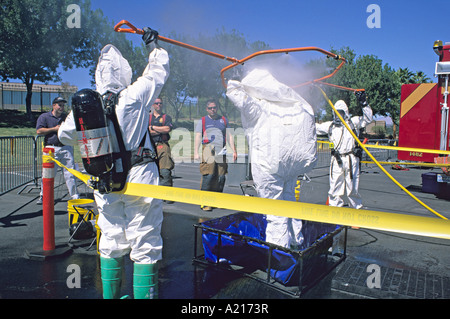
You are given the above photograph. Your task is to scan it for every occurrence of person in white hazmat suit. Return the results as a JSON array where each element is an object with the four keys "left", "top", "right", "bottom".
[
  {"left": 58, "top": 29, "right": 169, "bottom": 299},
  {"left": 226, "top": 69, "right": 317, "bottom": 249},
  {"left": 315, "top": 93, "right": 373, "bottom": 209}
]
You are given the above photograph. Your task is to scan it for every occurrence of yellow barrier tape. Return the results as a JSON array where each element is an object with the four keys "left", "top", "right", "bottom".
[
  {"left": 364, "top": 143, "right": 450, "bottom": 156},
  {"left": 43, "top": 155, "right": 92, "bottom": 185},
  {"left": 45, "top": 155, "right": 450, "bottom": 240},
  {"left": 317, "top": 140, "right": 450, "bottom": 156},
  {"left": 315, "top": 86, "right": 448, "bottom": 220},
  {"left": 317, "top": 140, "right": 334, "bottom": 148},
  {"left": 319, "top": 140, "right": 450, "bottom": 167},
  {"left": 43, "top": 149, "right": 54, "bottom": 163},
  {"left": 361, "top": 161, "right": 450, "bottom": 167},
  {"left": 123, "top": 183, "right": 450, "bottom": 240}
]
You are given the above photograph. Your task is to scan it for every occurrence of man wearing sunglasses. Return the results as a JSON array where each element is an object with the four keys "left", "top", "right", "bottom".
[
  {"left": 149, "top": 97, "right": 175, "bottom": 199},
  {"left": 194, "top": 99, "right": 237, "bottom": 211}
]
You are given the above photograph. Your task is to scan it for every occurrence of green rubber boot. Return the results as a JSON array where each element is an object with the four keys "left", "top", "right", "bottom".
[
  {"left": 100, "top": 256, "right": 124, "bottom": 299},
  {"left": 133, "top": 263, "right": 158, "bottom": 299}
]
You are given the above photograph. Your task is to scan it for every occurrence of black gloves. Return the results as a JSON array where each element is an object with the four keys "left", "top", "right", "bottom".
[
  {"left": 355, "top": 90, "right": 368, "bottom": 107},
  {"left": 142, "top": 27, "right": 159, "bottom": 45}
]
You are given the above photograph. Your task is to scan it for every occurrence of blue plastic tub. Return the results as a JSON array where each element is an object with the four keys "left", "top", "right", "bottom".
[{"left": 194, "top": 212, "right": 346, "bottom": 295}]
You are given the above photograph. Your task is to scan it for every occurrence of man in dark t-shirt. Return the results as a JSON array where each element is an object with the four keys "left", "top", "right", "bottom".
[{"left": 36, "top": 97, "right": 79, "bottom": 204}]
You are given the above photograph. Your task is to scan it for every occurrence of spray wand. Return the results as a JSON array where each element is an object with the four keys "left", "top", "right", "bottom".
[{"left": 114, "top": 20, "right": 347, "bottom": 88}]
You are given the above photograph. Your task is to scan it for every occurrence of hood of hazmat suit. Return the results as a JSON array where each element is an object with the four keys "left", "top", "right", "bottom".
[
  {"left": 59, "top": 44, "right": 170, "bottom": 151},
  {"left": 316, "top": 99, "right": 373, "bottom": 155},
  {"left": 226, "top": 68, "right": 317, "bottom": 249},
  {"left": 333, "top": 100, "right": 349, "bottom": 124},
  {"left": 96, "top": 44, "right": 132, "bottom": 95},
  {"left": 334, "top": 100, "right": 349, "bottom": 119},
  {"left": 58, "top": 44, "right": 169, "bottom": 264},
  {"left": 226, "top": 68, "right": 317, "bottom": 179}
]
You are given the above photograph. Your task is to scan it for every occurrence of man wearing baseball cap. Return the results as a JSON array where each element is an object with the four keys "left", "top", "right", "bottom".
[{"left": 36, "top": 96, "right": 79, "bottom": 204}]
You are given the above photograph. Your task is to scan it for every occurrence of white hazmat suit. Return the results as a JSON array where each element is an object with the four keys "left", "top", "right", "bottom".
[
  {"left": 316, "top": 100, "right": 373, "bottom": 208},
  {"left": 58, "top": 44, "right": 169, "bottom": 263},
  {"left": 226, "top": 69, "right": 317, "bottom": 248}
]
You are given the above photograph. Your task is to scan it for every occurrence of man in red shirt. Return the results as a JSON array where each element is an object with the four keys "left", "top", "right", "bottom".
[{"left": 194, "top": 99, "right": 237, "bottom": 211}]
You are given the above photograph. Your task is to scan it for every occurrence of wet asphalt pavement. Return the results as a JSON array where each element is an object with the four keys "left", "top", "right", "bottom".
[{"left": 0, "top": 161, "right": 449, "bottom": 303}]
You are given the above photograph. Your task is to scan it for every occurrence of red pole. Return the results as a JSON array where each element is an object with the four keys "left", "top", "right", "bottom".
[{"left": 42, "top": 147, "right": 55, "bottom": 251}]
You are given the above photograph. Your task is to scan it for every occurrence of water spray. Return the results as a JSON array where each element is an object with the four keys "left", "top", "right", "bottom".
[{"left": 114, "top": 20, "right": 347, "bottom": 88}]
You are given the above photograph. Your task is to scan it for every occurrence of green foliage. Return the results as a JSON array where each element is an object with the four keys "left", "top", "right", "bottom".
[
  {"left": 0, "top": 110, "right": 41, "bottom": 136},
  {"left": 317, "top": 47, "right": 397, "bottom": 121},
  {"left": 159, "top": 28, "right": 271, "bottom": 122},
  {"left": 312, "top": 47, "right": 431, "bottom": 126},
  {"left": 372, "top": 125, "right": 386, "bottom": 138},
  {"left": 0, "top": 0, "right": 136, "bottom": 117},
  {"left": 1, "top": 2, "right": 432, "bottom": 128}
]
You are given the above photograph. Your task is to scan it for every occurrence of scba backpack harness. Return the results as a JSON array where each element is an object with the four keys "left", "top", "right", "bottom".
[{"left": 98, "top": 90, "right": 159, "bottom": 193}]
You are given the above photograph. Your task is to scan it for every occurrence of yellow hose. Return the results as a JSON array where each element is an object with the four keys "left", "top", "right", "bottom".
[{"left": 316, "top": 86, "right": 447, "bottom": 220}]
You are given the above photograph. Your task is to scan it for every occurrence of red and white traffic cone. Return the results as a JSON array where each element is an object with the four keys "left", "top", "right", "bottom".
[
  {"left": 42, "top": 147, "right": 55, "bottom": 251},
  {"left": 25, "top": 147, "right": 72, "bottom": 260}
]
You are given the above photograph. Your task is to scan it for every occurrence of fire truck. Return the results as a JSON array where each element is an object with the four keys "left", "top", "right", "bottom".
[
  {"left": 398, "top": 40, "right": 450, "bottom": 198},
  {"left": 398, "top": 40, "right": 450, "bottom": 165}
]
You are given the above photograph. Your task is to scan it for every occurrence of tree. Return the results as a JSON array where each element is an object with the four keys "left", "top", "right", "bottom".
[
  {"left": 412, "top": 71, "right": 431, "bottom": 83},
  {"left": 318, "top": 52, "right": 432, "bottom": 139},
  {"left": 60, "top": 81, "right": 78, "bottom": 101},
  {"left": 159, "top": 28, "right": 271, "bottom": 122},
  {"left": 396, "top": 67, "right": 415, "bottom": 84},
  {"left": 158, "top": 32, "right": 203, "bottom": 123},
  {"left": 396, "top": 68, "right": 431, "bottom": 85},
  {"left": 0, "top": 0, "right": 112, "bottom": 120},
  {"left": 319, "top": 47, "right": 398, "bottom": 123}
]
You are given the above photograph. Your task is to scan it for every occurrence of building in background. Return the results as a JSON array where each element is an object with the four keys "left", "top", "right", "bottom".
[{"left": 0, "top": 82, "right": 78, "bottom": 112}]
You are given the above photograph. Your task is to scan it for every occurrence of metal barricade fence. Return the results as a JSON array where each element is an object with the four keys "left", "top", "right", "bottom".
[
  {"left": 0, "top": 135, "right": 79, "bottom": 196},
  {"left": 0, "top": 136, "right": 43, "bottom": 195},
  {"left": 316, "top": 141, "right": 332, "bottom": 169},
  {"left": 361, "top": 139, "right": 398, "bottom": 164},
  {"left": 0, "top": 136, "right": 396, "bottom": 196},
  {"left": 316, "top": 139, "right": 399, "bottom": 171}
]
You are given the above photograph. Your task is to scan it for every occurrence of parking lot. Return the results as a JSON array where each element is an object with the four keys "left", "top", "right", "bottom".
[{"left": 0, "top": 161, "right": 449, "bottom": 300}]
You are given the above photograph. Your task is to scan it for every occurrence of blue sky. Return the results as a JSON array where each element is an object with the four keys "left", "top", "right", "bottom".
[{"left": 56, "top": 0, "right": 449, "bottom": 89}]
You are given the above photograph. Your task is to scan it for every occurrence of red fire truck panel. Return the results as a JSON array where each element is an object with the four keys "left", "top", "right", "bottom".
[
  {"left": 398, "top": 83, "right": 439, "bottom": 162},
  {"left": 398, "top": 41, "right": 450, "bottom": 163}
]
